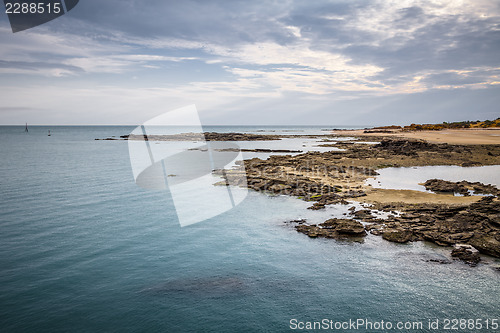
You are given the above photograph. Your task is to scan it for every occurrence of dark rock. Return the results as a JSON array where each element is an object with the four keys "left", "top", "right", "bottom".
[
  {"left": 284, "top": 219, "right": 307, "bottom": 224},
  {"left": 426, "top": 259, "right": 452, "bottom": 264},
  {"left": 365, "top": 224, "right": 383, "bottom": 235},
  {"left": 374, "top": 139, "right": 437, "bottom": 156},
  {"left": 364, "top": 130, "right": 394, "bottom": 133},
  {"left": 423, "top": 179, "right": 499, "bottom": 196},
  {"left": 451, "top": 245, "right": 481, "bottom": 266},
  {"left": 382, "top": 229, "right": 413, "bottom": 243},
  {"left": 217, "top": 148, "right": 302, "bottom": 153},
  {"left": 323, "top": 219, "right": 366, "bottom": 235},
  {"left": 128, "top": 132, "right": 282, "bottom": 141},
  {"left": 353, "top": 209, "right": 373, "bottom": 219},
  {"left": 469, "top": 235, "right": 500, "bottom": 258},
  {"left": 295, "top": 218, "right": 366, "bottom": 240},
  {"left": 423, "top": 179, "right": 468, "bottom": 195},
  {"left": 307, "top": 202, "right": 326, "bottom": 210},
  {"left": 461, "top": 161, "right": 482, "bottom": 167}
]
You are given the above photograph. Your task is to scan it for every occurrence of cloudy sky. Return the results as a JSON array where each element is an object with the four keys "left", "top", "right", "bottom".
[{"left": 0, "top": 0, "right": 499, "bottom": 125}]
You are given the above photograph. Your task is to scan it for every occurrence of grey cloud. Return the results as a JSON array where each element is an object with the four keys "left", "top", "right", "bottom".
[
  {"left": 422, "top": 70, "right": 500, "bottom": 86},
  {"left": 284, "top": 1, "right": 367, "bottom": 47},
  {"left": 353, "top": 87, "right": 500, "bottom": 125},
  {"left": 306, "top": 87, "right": 500, "bottom": 126},
  {"left": 41, "top": 0, "right": 500, "bottom": 87},
  {"left": 60, "top": 0, "right": 295, "bottom": 46},
  {"left": 0, "top": 106, "right": 39, "bottom": 113},
  {"left": 278, "top": 1, "right": 500, "bottom": 89},
  {"left": 0, "top": 60, "right": 83, "bottom": 73},
  {"left": 339, "top": 16, "right": 500, "bottom": 87},
  {"left": 398, "top": 6, "right": 425, "bottom": 21}
]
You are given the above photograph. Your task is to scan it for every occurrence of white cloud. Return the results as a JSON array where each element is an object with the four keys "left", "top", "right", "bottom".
[
  {"left": 346, "top": 0, "right": 500, "bottom": 46},
  {"left": 62, "top": 54, "right": 198, "bottom": 74},
  {"left": 196, "top": 41, "right": 385, "bottom": 95},
  {"left": 0, "top": 27, "right": 199, "bottom": 76}
]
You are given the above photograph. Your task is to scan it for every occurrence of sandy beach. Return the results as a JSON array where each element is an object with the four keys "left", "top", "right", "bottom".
[{"left": 333, "top": 128, "right": 500, "bottom": 145}]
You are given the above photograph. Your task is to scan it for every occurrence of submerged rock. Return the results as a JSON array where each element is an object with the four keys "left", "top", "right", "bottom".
[
  {"left": 284, "top": 219, "right": 307, "bottom": 224},
  {"left": 426, "top": 259, "right": 452, "bottom": 264}
]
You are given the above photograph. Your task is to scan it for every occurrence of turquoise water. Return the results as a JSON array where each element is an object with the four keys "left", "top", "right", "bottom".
[{"left": 0, "top": 126, "right": 498, "bottom": 332}]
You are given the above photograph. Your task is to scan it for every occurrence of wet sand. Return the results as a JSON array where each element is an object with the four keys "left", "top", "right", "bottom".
[{"left": 359, "top": 188, "right": 482, "bottom": 205}]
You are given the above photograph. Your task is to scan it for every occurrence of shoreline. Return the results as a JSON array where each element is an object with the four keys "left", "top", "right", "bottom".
[
  {"left": 103, "top": 127, "right": 500, "bottom": 264},
  {"left": 219, "top": 128, "right": 500, "bottom": 264}
]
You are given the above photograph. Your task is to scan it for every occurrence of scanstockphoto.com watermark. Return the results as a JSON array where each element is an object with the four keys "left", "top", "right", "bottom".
[
  {"left": 128, "top": 105, "right": 248, "bottom": 227},
  {"left": 289, "top": 318, "right": 499, "bottom": 331}
]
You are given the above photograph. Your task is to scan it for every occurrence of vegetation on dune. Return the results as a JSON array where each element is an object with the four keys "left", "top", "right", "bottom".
[{"left": 471, "top": 118, "right": 500, "bottom": 128}]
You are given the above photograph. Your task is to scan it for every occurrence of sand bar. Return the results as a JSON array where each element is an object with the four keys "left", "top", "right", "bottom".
[{"left": 333, "top": 128, "right": 500, "bottom": 145}]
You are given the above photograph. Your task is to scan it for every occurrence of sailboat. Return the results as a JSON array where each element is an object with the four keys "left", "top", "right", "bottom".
[
  {"left": 48, "top": 130, "right": 51, "bottom": 136},
  {"left": 25, "top": 123, "right": 28, "bottom": 132}
]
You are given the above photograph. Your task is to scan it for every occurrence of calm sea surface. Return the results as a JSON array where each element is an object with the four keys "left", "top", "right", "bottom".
[{"left": 0, "top": 126, "right": 498, "bottom": 332}]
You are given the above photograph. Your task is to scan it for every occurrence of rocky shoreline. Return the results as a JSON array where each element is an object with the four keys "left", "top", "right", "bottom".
[
  {"left": 102, "top": 130, "right": 500, "bottom": 266},
  {"left": 97, "top": 132, "right": 287, "bottom": 141},
  {"left": 287, "top": 188, "right": 500, "bottom": 265},
  {"left": 97, "top": 132, "right": 336, "bottom": 141},
  {"left": 218, "top": 134, "right": 500, "bottom": 266}
]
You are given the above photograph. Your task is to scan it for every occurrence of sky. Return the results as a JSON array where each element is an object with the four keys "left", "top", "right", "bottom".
[{"left": 0, "top": 0, "right": 499, "bottom": 125}]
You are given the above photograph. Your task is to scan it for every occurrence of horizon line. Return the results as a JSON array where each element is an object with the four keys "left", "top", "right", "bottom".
[{"left": 0, "top": 124, "right": 374, "bottom": 127}]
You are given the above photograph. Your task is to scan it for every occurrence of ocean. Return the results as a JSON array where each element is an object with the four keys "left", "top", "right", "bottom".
[{"left": 0, "top": 126, "right": 498, "bottom": 332}]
